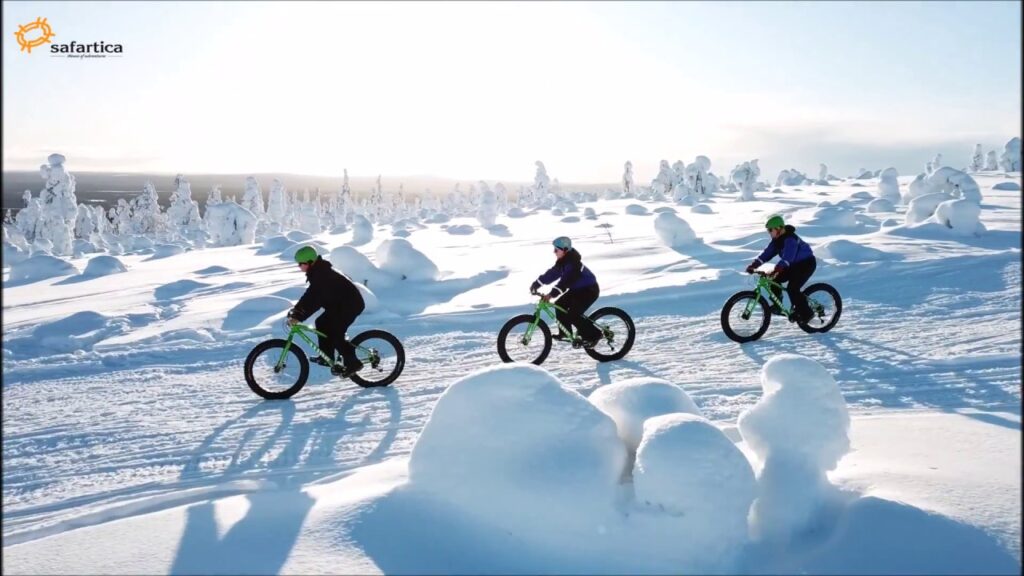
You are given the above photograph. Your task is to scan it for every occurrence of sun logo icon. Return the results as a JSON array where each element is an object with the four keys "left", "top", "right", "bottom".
[{"left": 14, "top": 17, "right": 56, "bottom": 54}]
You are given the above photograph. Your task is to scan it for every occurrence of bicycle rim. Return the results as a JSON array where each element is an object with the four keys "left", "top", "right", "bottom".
[
  {"left": 350, "top": 331, "right": 404, "bottom": 387},
  {"left": 247, "top": 342, "right": 307, "bottom": 398},
  {"left": 498, "top": 315, "right": 551, "bottom": 364}
]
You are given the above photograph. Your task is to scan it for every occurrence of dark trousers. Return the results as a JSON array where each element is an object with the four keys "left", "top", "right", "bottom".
[
  {"left": 771, "top": 257, "right": 817, "bottom": 319},
  {"left": 556, "top": 284, "right": 601, "bottom": 340},
  {"left": 315, "top": 305, "right": 363, "bottom": 366}
]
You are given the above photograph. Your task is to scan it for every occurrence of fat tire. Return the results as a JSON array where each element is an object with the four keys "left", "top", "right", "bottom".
[
  {"left": 497, "top": 314, "right": 552, "bottom": 365},
  {"left": 799, "top": 283, "right": 842, "bottom": 334},
  {"left": 721, "top": 291, "right": 771, "bottom": 343},
  {"left": 348, "top": 330, "right": 405, "bottom": 388},
  {"left": 584, "top": 307, "right": 635, "bottom": 362},
  {"left": 244, "top": 339, "right": 309, "bottom": 400}
]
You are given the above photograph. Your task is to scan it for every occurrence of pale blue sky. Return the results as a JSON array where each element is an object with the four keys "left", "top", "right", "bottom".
[{"left": 3, "top": 1, "right": 1020, "bottom": 183}]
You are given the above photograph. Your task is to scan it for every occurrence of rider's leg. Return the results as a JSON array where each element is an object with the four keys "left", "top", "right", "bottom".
[
  {"left": 785, "top": 257, "right": 817, "bottom": 320},
  {"left": 567, "top": 285, "right": 601, "bottom": 341},
  {"left": 554, "top": 300, "right": 575, "bottom": 339},
  {"left": 331, "top": 303, "right": 365, "bottom": 368},
  {"left": 314, "top": 312, "right": 336, "bottom": 363}
]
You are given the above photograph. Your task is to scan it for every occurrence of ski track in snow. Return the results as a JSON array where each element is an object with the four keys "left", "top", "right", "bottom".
[{"left": 4, "top": 258, "right": 1020, "bottom": 544}]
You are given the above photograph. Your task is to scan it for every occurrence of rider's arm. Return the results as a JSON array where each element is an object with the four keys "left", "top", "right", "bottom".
[
  {"left": 289, "top": 287, "right": 319, "bottom": 322},
  {"left": 754, "top": 241, "right": 779, "bottom": 267},
  {"left": 552, "top": 252, "right": 583, "bottom": 296},
  {"left": 533, "top": 262, "right": 563, "bottom": 291}
]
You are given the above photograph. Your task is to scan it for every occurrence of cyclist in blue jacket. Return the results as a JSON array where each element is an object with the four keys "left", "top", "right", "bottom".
[
  {"left": 745, "top": 215, "right": 817, "bottom": 323},
  {"left": 530, "top": 236, "right": 602, "bottom": 348}
]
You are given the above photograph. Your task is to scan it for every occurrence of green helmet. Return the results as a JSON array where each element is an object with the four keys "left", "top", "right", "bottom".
[
  {"left": 765, "top": 215, "right": 785, "bottom": 230},
  {"left": 294, "top": 245, "right": 318, "bottom": 264}
]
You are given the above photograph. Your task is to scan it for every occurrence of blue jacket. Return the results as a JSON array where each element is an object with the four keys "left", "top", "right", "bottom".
[
  {"left": 532, "top": 248, "right": 598, "bottom": 295},
  {"left": 755, "top": 225, "right": 814, "bottom": 269}
]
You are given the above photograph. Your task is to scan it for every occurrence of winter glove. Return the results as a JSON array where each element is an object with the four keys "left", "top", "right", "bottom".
[
  {"left": 744, "top": 259, "right": 761, "bottom": 274},
  {"left": 529, "top": 281, "right": 541, "bottom": 295},
  {"left": 770, "top": 264, "right": 785, "bottom": 279}
]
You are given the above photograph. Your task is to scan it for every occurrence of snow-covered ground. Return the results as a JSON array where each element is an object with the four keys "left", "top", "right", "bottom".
[{"left": 3, "top": 173, "right": 1021, "bottom": 574}]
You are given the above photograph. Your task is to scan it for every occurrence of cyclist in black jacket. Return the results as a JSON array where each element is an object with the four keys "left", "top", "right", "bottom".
[{"left": 287, "top": 245, "right": 366, "bottom": 376}]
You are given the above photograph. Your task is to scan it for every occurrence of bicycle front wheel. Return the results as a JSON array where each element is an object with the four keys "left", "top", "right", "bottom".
[
  {"left": 349, "top": 330, "right": 405, "bottom": 388},
  {"left": 721, "top": 291, "right": 771, "bottom": 343},
  {"left": 244, "top": 339, "right": 309, "bottom": 400},
  {"left": 584, "top": 307, "right": 635, "bottom": 362},
  {"left": 497, "top": 314, "right": 552, "bottom": 365}
]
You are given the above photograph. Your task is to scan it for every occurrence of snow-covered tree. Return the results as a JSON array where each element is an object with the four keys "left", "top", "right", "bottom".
[
  {"left": 969, "top": 144, "right": 984, "bottom": 173},
  {"left": 166, "top": 174, "right": 203, "bottom": 241},
  {"left": 731, "top": 160, "right": 759, "bottom": 201},
  {"left": 932, "top": 153, "right": 943, "bottom": 171},
  {"left": 877, "top": 167, "right": 901, "bottom": 203},
  {"left": 73, "top": 204, "right": 95, "bottom": 240},
  {"left": 36, "top": 154, "right": 78, "bottom": 255},
  {"left": 533, "top": 161, "right": 551, "bottom": 206},
  {"left": 15, "top": 190, "right": 42, "bottom": 243},
  {"left": 819, "top": 164, "right": 828, "bottom": 181},
  {"left": 622, "top": 161, "right": 634, "bottom": 198},
  {"left": 207, "top": 185, "right": 223, "bottom": 207},
  {"left": 651, "top": 160, "right": 674, "bottom": 197},
  {"left": 265, "top": 178, "right": 288, "bottom": 230},
  {"left": 984, "top": 150, "right": 999, "bottom": 171},
  {"left": 240, "top": 176, "right": 265, "bottom": 218},
  {"left": 130, "top": 181, "right": 162, "bottom": 235},
  {"left": 478, "top": 180, "right": 499, "bottom": 228},
  {"left": 205, "top": 201, "right": 257, "bottom": 246},
  {"left": 999, "top": 137, "right": 1021, "bottom": 172},
  {"left": 338, "top": 169, "right": 353, "bottom": 224}
]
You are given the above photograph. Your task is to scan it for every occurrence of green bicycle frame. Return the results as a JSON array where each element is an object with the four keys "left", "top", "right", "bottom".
[
  {"left": 744, "top": 274, "right": 790, "bottom": 318},
  {"left": 743, "top": 273, "right": 826, "bottom": 320},
  {"left": 275, "top": 323, "right": 376, "bottom": 370},
  {"left": 520, "top": 295, "right": 600, "bottom": 346}
]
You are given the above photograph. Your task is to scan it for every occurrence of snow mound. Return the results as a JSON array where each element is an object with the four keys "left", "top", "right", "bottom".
[
  {"left": 653, "top": 207, "right": 677, "bottom": 214},
  {"left": 256, "top": 235, "right": 294, "bottom": 255},
  {"left": 929, "top": 198, "right": 984, "bottom": 236},
  {"left": 560, "top": 216, "right": 580, "bottom": 223},
  {"left": 583, "top": 207, "right": 597, "bottom": 219},
  {"left": 992, "top": 181, "right": 1020, "bottom": 191},
  {"left": 194, "top": 265, "right": 231, "bottom": 275},
  {"left": 849, "top": 191, "right": 874, "bottom": 201},
  {"left": 375, "top": 238, "right": 440, "bottom": 281},
  {"left": 507, "top": 207, "right": 529, "bottom": 218},
  {"left": 329, "top": 246, "right": 390, "bottom": 288},
  {"left": 32, "top": 311, "right": 128, "bottom": 353},
  {"left": 738, "top": 354, "right": 850, "bottom": 541},
  {"left": 155, "top": 279, "right": 209, "bottom": 300},
  {"left": 408, "top": 364, "right": 625, "bottom": 515},
  {"left": 806, "top": 205, "right": 859, "bottom": 227},
  {"left": 633, "top": 413, "right": 755, "bottom": 559},
  {"left": 865, "top": 198, "right": 895, "bottom": 213},
  {"left": 876, "top": 167, "right": 901, "bottom": 203},
  {"left": 906, "top": 192, "right": 954, "bottom": 225},
  {"left": 691, "top": 204, "right": 714, "bottom": 214},
  {"left": 285, "top": 230, "right": 314, "bottom": 242},
  {"left": 222, "top": 295, "right": 293, "bottom": 331},
  {"left": 625, "top": 204, "right": 649, "bottom": 215},
  {"left": 588, "top": 377, "right": 702, "bottom": 454},
  {"left": 150, "top": 243, "right": 185, "bottom": 259},
  {"left": 653, "top": 212, "right": 700, "bottom": 248},
  {"left": 7, "top": 254, "right": 77, "bottom": 285},
  {"left": 817, "top": 239, "right": 895, "bottom": 262},
  {"left": 82, "top": 255, "right": 127, "bottom": 277},
  {"left": 446, "top": 224, "right": 475, "bottom": 235}
]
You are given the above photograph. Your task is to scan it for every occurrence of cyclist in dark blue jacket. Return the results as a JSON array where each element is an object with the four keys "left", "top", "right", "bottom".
[
  {"left": 530, "top": 236, "right": 602, "bottom": 348},
  {"left": 745, "top": 215, "right": 817, "bottom": 323}
]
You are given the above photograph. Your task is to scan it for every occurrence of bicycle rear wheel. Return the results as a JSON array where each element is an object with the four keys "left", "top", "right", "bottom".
[
  {"left": 244, "top": 339, "right": 310, "bottom": 399},
  {"left": 497, "top": 314, "right": 552, "bottom": 365},
  {"left": 349, "top": 330, "right": 405, "bottom": 388},
  {"left": 584, "top": 307, "right": 635, "bottom": 362},
  {"left": 799, "top": 283, "right": 842, "bottom": 334},
  {"left": 721, "top": 291, "right": 771, "bottom": 343}
]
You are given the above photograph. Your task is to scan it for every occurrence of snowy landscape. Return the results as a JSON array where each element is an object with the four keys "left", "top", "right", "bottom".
[{"left": 2, "top": 143, "right": 1021, "bottom": 574}]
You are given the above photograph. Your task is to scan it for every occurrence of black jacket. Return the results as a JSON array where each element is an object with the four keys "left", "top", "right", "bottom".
[
  {"left": 288, "top": 256, "right": 365, "bottom": 322},
  {"left": 531, "top": 248, "right": 598, "bottom": 296}
]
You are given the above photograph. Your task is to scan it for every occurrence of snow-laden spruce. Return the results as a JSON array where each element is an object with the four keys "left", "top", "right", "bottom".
[
  {"left": 738, "top": 354, "right": 850, "bottom": 542},
  {"left": 1000, "top": 137, "right": 1021, "bottom": 172}
]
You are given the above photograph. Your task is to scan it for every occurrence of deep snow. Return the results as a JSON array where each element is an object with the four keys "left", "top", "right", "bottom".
[{"left": 2, "top": 171, "right": 1021, "bottom": 574}]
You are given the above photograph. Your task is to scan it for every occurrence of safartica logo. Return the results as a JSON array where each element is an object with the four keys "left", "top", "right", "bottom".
[{"left": 14, "top": 17, "right": 124, "bottom": 58}]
